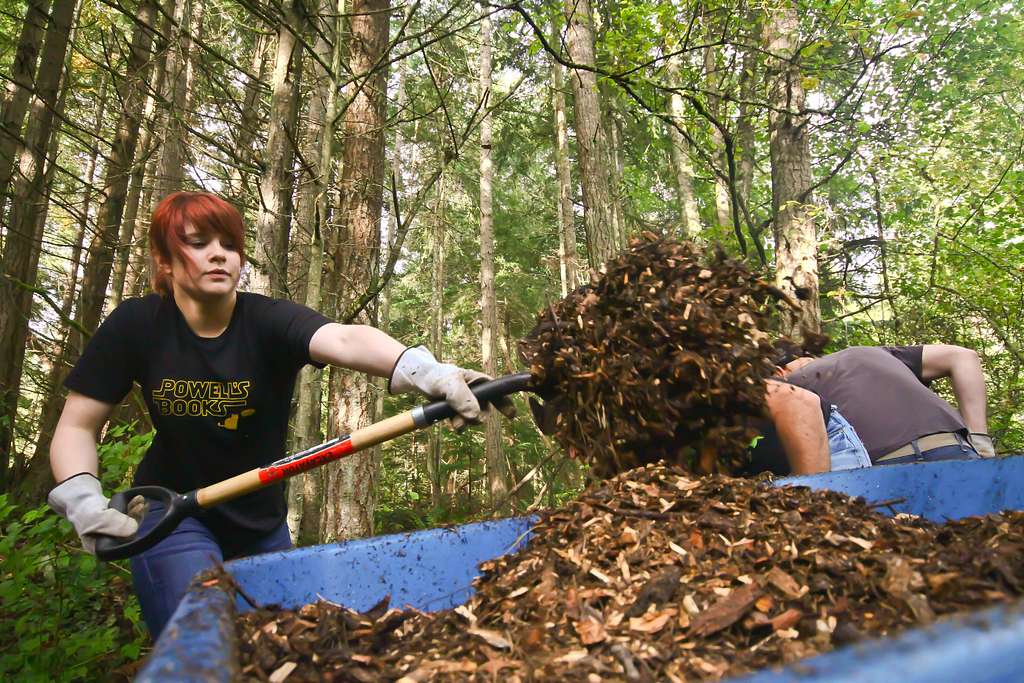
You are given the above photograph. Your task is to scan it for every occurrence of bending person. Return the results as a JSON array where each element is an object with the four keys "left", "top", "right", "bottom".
[{"left": 775, "top": 343, "right": 993, "bottom": 465}]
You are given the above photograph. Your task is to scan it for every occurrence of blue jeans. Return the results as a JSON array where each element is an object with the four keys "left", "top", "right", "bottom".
[
  {"left": 130, "top": 503, "right": 292, "bottom": 638},
  {"left": 827, "top": 408, "right": 871, "bottom": 471},
  {"left": 878, "top": 435, "right": 980, "bottom": 466}
]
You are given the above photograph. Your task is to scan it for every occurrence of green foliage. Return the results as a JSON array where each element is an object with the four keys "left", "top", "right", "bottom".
[
  {"left": 813, "top": 0, "right": 1024, "bottom": 453},
  {"left": 0, "top": 429, "right": 152, "bottom": 681},
  {"left": 5, "top": 1, "right": 1024, "bottom": 675}
]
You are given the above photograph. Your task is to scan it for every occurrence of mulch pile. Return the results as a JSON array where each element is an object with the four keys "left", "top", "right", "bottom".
[
  {"left": 224, "top": 463, "right": 1024, "bottom": 682},
  {"left": 519, "top": 234, "right": 793, "bottom": 477}
]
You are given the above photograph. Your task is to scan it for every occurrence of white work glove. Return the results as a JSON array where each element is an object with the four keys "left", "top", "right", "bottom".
[
  {"left": 968, "top": 432, "right": 996, "bottom": 459},
  {"left": 389, "top": 346, "right": 515, "bottom": 430},
  {"left": 48, "top": 473, "right": 146, "bottom": 555}
]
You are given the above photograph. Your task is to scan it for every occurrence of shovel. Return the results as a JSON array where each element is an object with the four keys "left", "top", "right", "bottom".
[{"left": 95, "top": 372, "right": 534, "bottom": 561}]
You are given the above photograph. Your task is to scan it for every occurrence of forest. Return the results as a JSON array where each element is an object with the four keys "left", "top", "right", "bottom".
[{"left": 0, "top": 0, "right": 1022, "bottom": 678}]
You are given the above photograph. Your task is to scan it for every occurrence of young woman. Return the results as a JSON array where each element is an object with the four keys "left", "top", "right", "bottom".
[{"left": 47, "top": 191, "right": 510, "bottom": 637}]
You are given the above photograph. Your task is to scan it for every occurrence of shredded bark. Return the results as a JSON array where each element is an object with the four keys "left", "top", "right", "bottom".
[
  {"left": 518, "top": 234, "right": 790, "bottom": 477},
  {"left": 223, "top": 464, "right": 1024, "bottom": 682}
]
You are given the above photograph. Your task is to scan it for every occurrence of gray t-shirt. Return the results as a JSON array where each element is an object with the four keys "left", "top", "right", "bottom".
[{"left": 784, "top": 346, "right": 966, "bottom": 462}]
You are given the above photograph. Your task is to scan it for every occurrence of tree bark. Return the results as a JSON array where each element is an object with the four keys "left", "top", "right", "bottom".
[
  {"left": 374, "top": 0, "right": 417, "bottom": 508},
  {"left": 109, "top": 7, "right": 172, "bottom": 312},
  {"left": 12, "top": 104, "right": 74, "bottom": 498},
  {"left": 126, "top": 149, "right": 164, "bottom": 297},
  {"left": 28, "top": 0, "right": 159, "bottom": 495},
  {"left": 704, "top": 43, "right": 732, "bottom": 230},
  {"left": 563, "top": 0, "right": 615, "bottom": 269},
  {"left": 427, "top": 171, "right": 446, "bottom": 508},
  {"left": 125, "top": 3, "right": 178, "bottom": 298},
  {"left": 550, "top": 27, "right": 579, "bottom": 297},
  {"left": 30, "top": 74, "right": 110, "bottom": 481},
  {"left": 323, "top": 0, "right": 389, "bottom": 542},
  {"left": 155, "top": 0, "right": 204, "bottom": 198},
  {"left": 227, "top": 32, "right": 270, "bottom": 202},
  {"left": 478, "top": 8, "right": 508, "bottom": 513},
  {"left": 665, "top": 57, "right": 701, "bottom": 238},
  {"left": 289, "top": 0, "right": 346, "bottom": 546},
  {"left": 251, "top": 0, "right": 304, "bottom": 298},
  {"left": 601, "top": 89, "right": 626, "bottom": 249},
  {"left": 0, "top": 0, "right": 76, "bottom": 492},
  {"left": 766, "top": 1, "right": 820, "bottom": 336},
  {"left": 0, "top": 0, "right": 51, "bottom": 223},
  {"left": 736, "top": 16, "right": 761, "bottom": 219},
  {"left": 289, "top": 3, "right": 333, "bottom": 307},
  {"left": 76, "top": 0, "right": 159, "bottom": 338}
]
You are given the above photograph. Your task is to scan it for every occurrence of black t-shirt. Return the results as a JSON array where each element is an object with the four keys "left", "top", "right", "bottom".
[
  {"left": 65, "top": 292, "right": 330, "bottom": 540},
  {"left": 784, "top": 346, "right": 967, "bottom": 462}
]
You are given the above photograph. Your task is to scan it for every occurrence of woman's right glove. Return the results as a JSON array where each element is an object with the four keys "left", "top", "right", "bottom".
[
  {"left": 48, "top": 473, "right": 146, "bottom": 555},
  {"left": 389, "top": 346, "right": 516, "bottom": 430}
]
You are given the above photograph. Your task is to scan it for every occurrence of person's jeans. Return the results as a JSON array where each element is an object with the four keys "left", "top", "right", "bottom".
[
  {"left": 827, "top": 407, "right": 871, "bottom": 471},
  {"left": 130, "top": 503, "right": 292, "bottom": 638}
]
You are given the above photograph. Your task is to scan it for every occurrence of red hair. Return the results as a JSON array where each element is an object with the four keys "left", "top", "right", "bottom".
[{"left": 149, "top": 192, "right": 246, "bottom": 296}]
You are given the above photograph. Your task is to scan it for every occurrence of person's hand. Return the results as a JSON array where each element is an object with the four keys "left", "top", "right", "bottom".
[
  {"left": 48, "top": 473, "right": 147, "bottom": 555},
  {"left": 389, "top": 346, "right": 516, "bottom": 430},
  {"left": 968, "top": 432, "right": 996, "bottom": 458}
]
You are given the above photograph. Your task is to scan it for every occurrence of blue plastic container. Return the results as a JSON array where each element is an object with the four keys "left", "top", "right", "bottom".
[{"left": 136, "top": 457, "right": 1024, "bottom": 682}]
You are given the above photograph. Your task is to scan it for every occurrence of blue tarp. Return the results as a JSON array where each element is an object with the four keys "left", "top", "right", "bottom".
[{"left": 136, "top": 456, "right": 1024, "bottom": 682}]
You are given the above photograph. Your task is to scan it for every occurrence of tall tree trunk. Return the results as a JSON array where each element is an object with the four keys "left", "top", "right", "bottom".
[
  {"left": 12, "top": 97, "right": 72, "bottom": 497},
  {"left": 550, "top": 26, "right": 578, "bottom": 297},
  {"left": 251, "top": 0, "right": 304, "bottom": 298},
  {"left": 374, "top": 1, "right": 416, "bottom": 507},
  {"left": 736, "top": 17, "right": 761, "bottom": 222},
  {"left": 126, "top": 151, "right": 164, "bottom": 297},
  {"left": 478, "top": 8, "right": 508, "bottom": 513},
  {"left": 0, "top": 0, "right": 76, "bottom": 492},
  {"left": 227, "top": 33, "right": 271, "bottom": 202},
  {"left": 323, "top": 0, "right": 389, "bottom": 542},
  {"left": 563, "top": 0, "right": 615, "bottom": 269},
  {"left": 10, "top": 49, "right": 76, "bottom": 492},
  {"left": 30, "top": 0, "right": 159, "bottom": 495},
  {"left": 125, "top": 3, "right": 177, "bottom": 299},
  {"left": 665, "top": 57, "right": 701, "bottom": 238},
  {"left": 766, "top": 1, "right": 820, "bottom": 336},
  {"left": 155, "top": 0, "right": 202, "bottom": 198},
  {"left": 289, "top": 4, "right": 332, "bottom": 307},
  {"left": 704, "top": 43, "right": 732, "bottom": 230},
  {"left": 76, "top": 0, "right": 159, "bottom": 337},
  {"left": 109, "top": 11, "right": 171, "bottom": 312},
  {"left": 30, "top": 74, "right": 109, "bottom": 475},
  {"left": 289, "top": 0, "right": 345, "bottom": 546},
  {"left": 0, "top": 0, "right": 51, "bottom": 224},
  {"left": 427, "top": 171, "right": 446, "bottom": 508},
  {"left": 601, "top": 91, "right": 626, "bottom": 249}
]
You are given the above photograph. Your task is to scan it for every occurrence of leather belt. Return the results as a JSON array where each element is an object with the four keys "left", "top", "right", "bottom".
[{"left": 877, "top": 432, "right": 965, "bottom": 462}]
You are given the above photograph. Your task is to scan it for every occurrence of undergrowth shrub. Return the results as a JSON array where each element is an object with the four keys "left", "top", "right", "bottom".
[{"left": 0, "top": 425, "right": 152, "bottom": 682}]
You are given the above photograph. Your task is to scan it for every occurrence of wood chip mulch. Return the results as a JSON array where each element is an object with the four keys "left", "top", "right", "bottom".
[
  {"left": 222, "top": 463, "right": 1024, "bottom": 682},
  {"left": 518, "top": 234, "right": 794, "bottom": 477}
]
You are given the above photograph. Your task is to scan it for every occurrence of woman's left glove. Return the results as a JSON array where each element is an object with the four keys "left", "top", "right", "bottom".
[{"left": 389, "top": 346, "right": 516, "bottom": 429}]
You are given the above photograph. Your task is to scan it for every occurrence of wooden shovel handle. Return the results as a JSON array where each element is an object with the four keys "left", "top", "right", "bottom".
[{"left": 196, "top": 372, "right": 534, "bottom": 508}]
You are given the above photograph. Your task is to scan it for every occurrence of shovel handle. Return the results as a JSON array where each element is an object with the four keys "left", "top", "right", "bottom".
[{"left": 94, "top": 372, "right": 534, "bottom": 561}]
